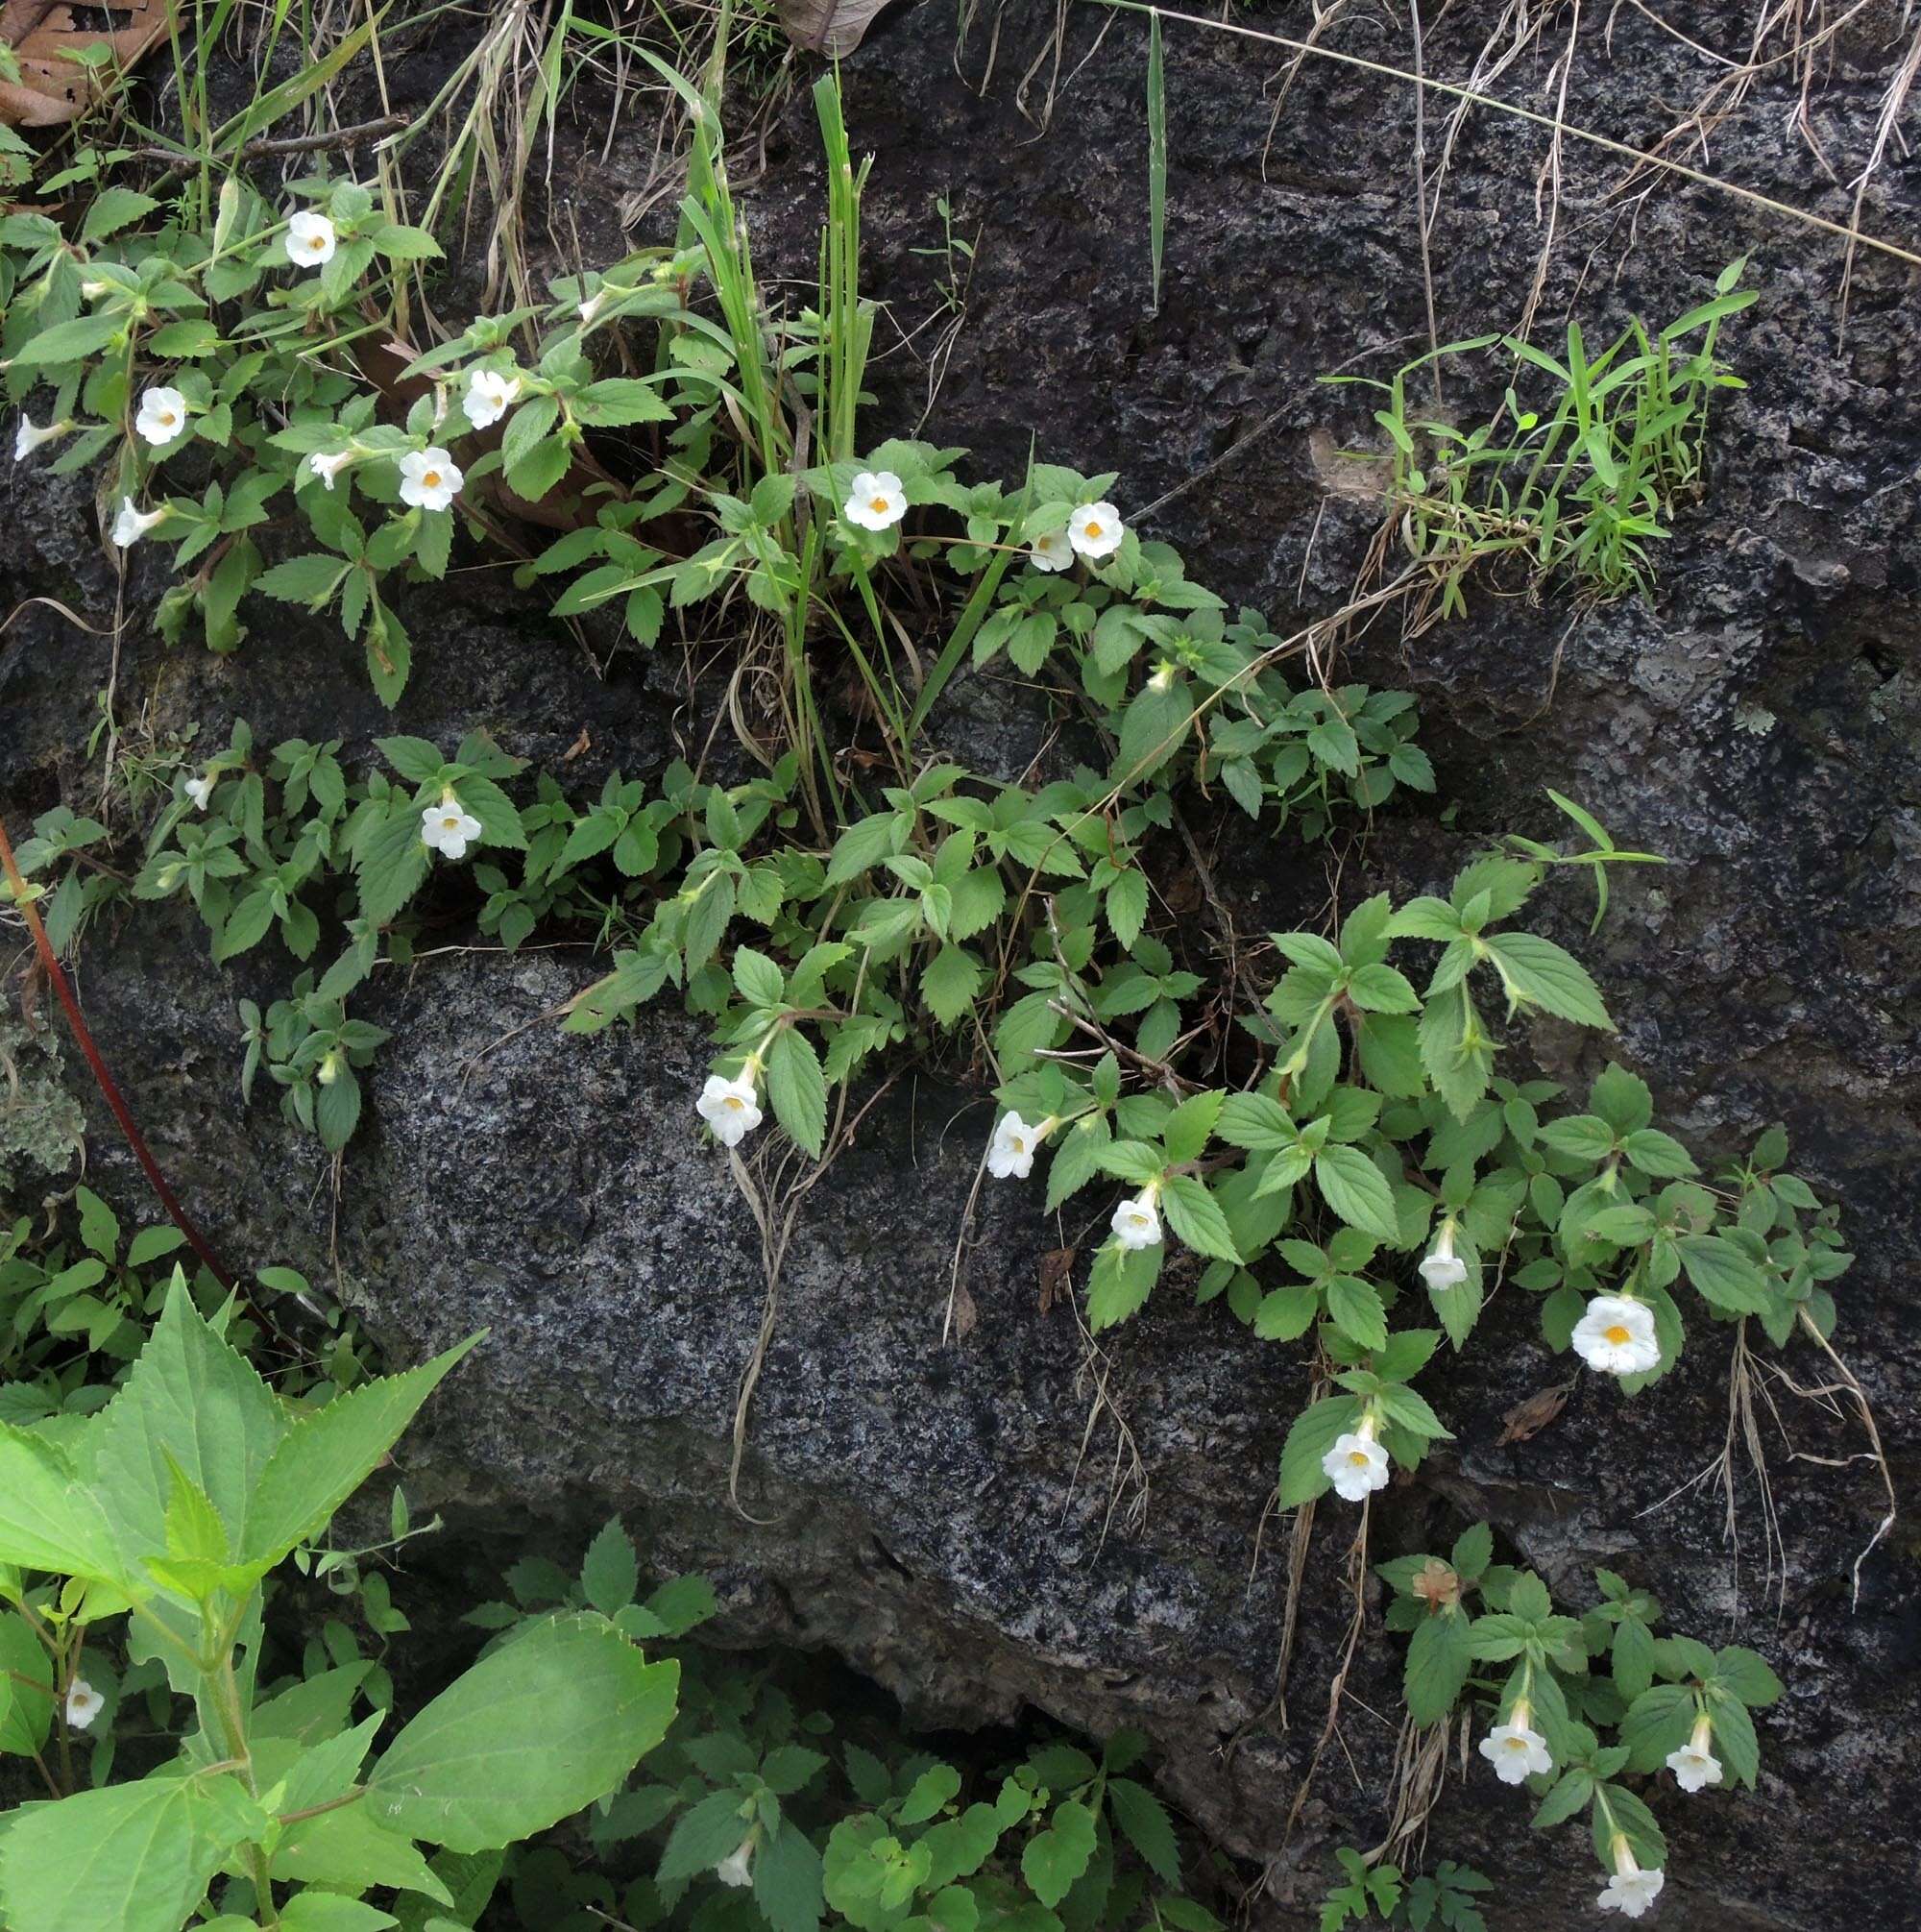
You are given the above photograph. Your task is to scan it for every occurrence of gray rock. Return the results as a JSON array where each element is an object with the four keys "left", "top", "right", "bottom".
[{"left": 2, "top": 1, "right": 1916, "bottom": 1925}]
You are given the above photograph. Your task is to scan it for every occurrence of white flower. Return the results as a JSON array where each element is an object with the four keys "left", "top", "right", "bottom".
[
  {"left": 184, "top": 775, "right": 214, "bottom": 811},
  {"left": 305, "top": 449, "right": 353, "bottom": 490},
  {"left": 577, "top": 286, "right": 611, "bottom": 328},
  {"left": 462, "top": 367, "right": 523, "bottom": 429},
  {"left": 399, "top": 447, "right": 463, "bottom": 512},
  {"left": 64, "top": 1678, "right": 104, "bottom": 1730},
  {"left": 111, "top": 497, "right": 166, "bottom": 548},
  {"left": 843, "top": 469, "right": 907, "bottom": 531},
  {"left": 715, "top": 1839, "right": 755, "bottom": 1888},
  {"left": 1322, "top": 1420, "right": 1391, "bottom": 1502},
  {"left": 697, "top": 1071, "right": 763, "bottom": 1148},
  {"left": 134, "top": 386, "right": 188, "bottom": 448},
  {"left": 1028, "top": 526, "right": 1074, "bottom": 573},
  {"left": 1478, "top": 1703, "right": 1553, "bottom": 1785},
  {"left": 1110, "top": 1188, "right": 1161, "bottom": 1250},
  {"left": 1420, "top": 1218, "right": 1469, "bottom": 1292},
  {"left": 285, "top": 209, "right": 338, "bottom": 267},
  {"left": 1666, "top": 1714, "right": 1722, "bottom": 1793},
  {"left": 1597, "top": 1843, "right": 1665, "bottom": 1920},
  {"left": 1571, "top": 1294, "right": 1661, "bottom": 1377},
  {"left": 13, "top": 415, "right": 70, "bottom": 461},
  {"left": 421, "top": 795, "right": 482, "bottom": 861},
  {"left": 987, "top": 1112, "right": 1049, "bottom": 1180},
  {"left": 1067, "top": 501, "right": 1124, "bottom": 559}
]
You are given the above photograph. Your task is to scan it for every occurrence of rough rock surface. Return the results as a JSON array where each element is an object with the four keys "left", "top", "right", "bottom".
[{"left": 2, "top": 2, "right": 1917, "bottom": 1925}]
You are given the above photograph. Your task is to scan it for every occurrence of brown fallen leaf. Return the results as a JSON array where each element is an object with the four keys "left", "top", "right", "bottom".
[
  {"left": 1, "top": 0, "right": 175, "bottom": 130},
  {"left": 1037, "top": 1246, "right": 1077, "bottom": 1315},
  {"left": 778, "top": 0, "right": 900, "bottom": 57},
  {"left": 1498, "top": 1381, "right": 1573, "bottom": 1445},
  {"left": 561, "top": 725, "right": 593, "bottom": 763}
]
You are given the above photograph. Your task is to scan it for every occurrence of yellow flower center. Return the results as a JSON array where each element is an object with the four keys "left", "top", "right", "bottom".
[
  {"left": 869, "top": 495, "right": 889, "bottom": 514},
  {"left": 309, "top": 232, "right": 327, "bottom": 250},
  {"left": 158, "top": 410, "right": 176, "bottom": 426},
  {"left": 1347, "top": 1450, "right": 1370, "bottom": 1467},
  {"left": 441, "top": 815, "right": 461, "bottom": 831},
  {"left": 1605, "top": 1324, "right": 1633, "bottom": 1345},
  {"left": 1503, "top": 1735, "right": 1527, "bottom": 1750},
  {"left": 1082, "top": 520, "right": 1103, "bottom": 540},
  {"left": 423, "top": 469, "right": 442, "bottom": 488}
]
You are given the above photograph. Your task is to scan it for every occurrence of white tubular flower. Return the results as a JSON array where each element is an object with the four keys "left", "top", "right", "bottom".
[
  {"left": 1477, "top": 1700, "right": 1553, "bottom": 1785},
  {"left": 843, "top": 469, "right": 907, "bottom": 531},
  {"left": 399, "top": 447, "right": 463, "bottom": 512},
  {"left": 697, "top": 1070, "right": 763, "bottom": 1148},
  {"left": 111, "top": 497, "right": 166, "bottom": 548},
  {"left": 286, "top": 209, "right": 338, "bottom": 267},
  {"left": 1597, "top": 1840, "right": 1665, "bottom": 1920},
  {"left": 421, "top": 793, "right": 482, "bottom": 861},
  {"left": 1666, "top": 1712, "right": 1722, "bottom": 1793},
  {"left": 134, "top": 386, "right": 188, "bottom": 448},
  {"left": 577, "top": 286, "right": 611, "bottom": 328},
  {"left": 462, "top": 366, "right": 523, "bottom": 428},
  {"left": 305, "top": 449, "right": 354, "bottom": 491},
  {"left": 1028, "top": 526, "right": 1074, "bottom": 573},
  {"left": 1572, "top": 1294, "right": 1661, "bottom": 1377},
  {"left": 1420, "top": 1218, "right": 1469, "bottom": 1291},
  {"left": 13, "top": 415, "right": 71, "bottom": 461},
  {"left": 1067, "top": 501, "right": 1124, "bottom": 559},
  {"left": 715, "top": 1838, "right": 755, "bottom": 1888},
  {"left": 987, "top": 1112, "right": 1052, "bottom": 1180},
  {"left": 1322, "top": 1415, "right": 1391, "bottom": 1503},
  {"left": 184, "top": 775, "right": 214, "bottom": 812},
  {"left": 1110, "top": 1186, "right": 1162, "bottom": 1251},
  {"left": 64, "top": 1678, "right": 105, "bottom": 1730}
]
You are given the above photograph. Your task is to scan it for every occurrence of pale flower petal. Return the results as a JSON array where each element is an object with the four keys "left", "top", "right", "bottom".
[
  {"left": 1067, "top": 501, "right": 1124, "bottom": 559},
  {"left": 111, "top": 497, "right": 166, "bottom": 548},
  {"left": 1028, "top": 526, "right": 1074, "bottom": 573},
  {"left": 184, "top": 775, "right": 215, "bottom": 811},
  {"left": 1322, "top": 1428, "right": 1391, "bottom": 1502},
  {"left": 1110, "top": 1189, "right": 1161, "bottom": 1251},
  {"left": 13, "top": 415, "right": 70, "bottom": 461},
  {"left": 1597, "top": 1846, "right": 1665, "bottom": 1920},
  {"left": 134, "top": 386, "right": 188, "bottom": 448},
  {"left": 843, "top": 468, "right": 907, "bottom": 531},
  {"left": 715, "top": 1840, "right": 754, "bottom": 1888},
  {"left": 399, "top": 447, "right": 463, "bottom": 512},
  {"left": 697, "top": 1072, "right": 764, "bottom": 1148},
  {"left": 421, "top": 797, "right": 483, "bottom": 862},
  {"left": 462, "top": 367, "right": 523, "bottom": 429},
  {"left": 987, "top": 1112, "right": 1040, "bottom": 1180},
  {"left": 1478, "top": 1719, "right": 1553, "bottom": 1785},
  {"left": 286, "top": 209, "right": 338, "bottom": 267},
  {"left": 1571, "top": 1294, "right": 1661, "bottom": 1377},
  {"left": 64, "top": 1678, "right": 105, "bottom": 1730}
]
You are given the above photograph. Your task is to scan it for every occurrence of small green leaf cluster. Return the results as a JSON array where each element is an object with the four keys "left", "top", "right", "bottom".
[
  {"left": 1325, "top": 260, "right": 1755, "bottom": 617},
  {"left": 1377, "top": 1527, "right": 1784, "bottom": 1895},
  {"left": 1319, "top": 1848, "right": 1491, "bottom": 1931}
]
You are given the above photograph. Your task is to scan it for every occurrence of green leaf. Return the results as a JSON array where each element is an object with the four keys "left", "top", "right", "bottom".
[
  {"left": 580, "top": 1517, "right": 638, "bottom": 1616},
  {"left": 1612, "top": 1614, "right": 1655, "bottom": 1703},
  {"left": 1404, "top": 1610, "right": 1471, "bottom": 1724},
  {"left": 1482, "top": 932, "right": 1614, "bottom": 1030},
  {"left": 573, "top": 378, "right": 674, "bottom": 427},
  {"left": 242, "top": 1335, "right": 481, "bottom": 1566},
  {"left": 253, "top": 553, "right": 348, "bottom": 604},
  {"left": 1674, "top": 1235, "right": 1771, "bottom": 1314},
  {"left": 83, "top": 185, "right": 161, "bottom": 240},
  {"left": 1159, "top": 1176, "right": 1241, "bottom": 1262},
  {"left": 1021, "top": 1798, "right": 1097, "bottom": 1909},
  {"left": 1105, "top": 1777, "right": 1179, "bottom": 1885},
  {"left": 921, "top": 944, "right": 984, "bottom": 1028},
  {"left": 756, "top": 1818, "right": 827, "bottom": 1932},
  {"left": 12, "top": 312, "right": 126, "bottom": 366},
  {"left": 1710, "top": 1646, "right": 1784, "bottom": 1708},
  {"left": 1106, "top": 868, "right": 1149, "bottom": 949},
  {"left": 659, "top": 1790, "right": 755, "bottom": 1884},
  {"left": 1086, "top": 1241, "right": 1160, "bottom": 1331},
  {"left": 366, "top": 1613, "right": 679, "bottom": 1850},
  {"left": 1619, "top": 1128, "right": 1696, "bottom": 1178},
  {"left": 1325, "top": 1275, "right": 1387, "bottom": 1350},
  {"left": 1529, "top": 1768, "right": 1593, "bottom": 1831},
  {"left": 0, "top": 1773, "right": 267, "bottom": 1932},
  {"left": 278, "top": 1893, "right": 400, "bottom": 1931},
  {"left": 1277, "top": 1395, "right": 1360, "bottom": 1508},
  {"left": 1314, "top": 1146, "right": 1400, "bottom": 1241},
  {"left": 766, "top": 1027, "right": 828, "bottom": 1158},
  {"left": 354, "top": 806, "right": 432, "bottom": 928}
]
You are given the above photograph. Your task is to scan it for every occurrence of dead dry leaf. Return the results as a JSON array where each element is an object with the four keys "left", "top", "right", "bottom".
[
  {"left": 1, "top": 0, "right": 174, "bottom": 129},
  {"left": 778, "top": 0, "right": 900, "bottom": 58},
  {"left": 1498, "top": 1380, "right": 1572, "bottom": 1445},
  {"left": 1038, "top": 1246, "right": 1077, "bottom": 1315}
]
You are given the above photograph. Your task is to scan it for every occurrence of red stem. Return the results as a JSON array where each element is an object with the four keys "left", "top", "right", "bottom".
[{"left": 0, "top": 810, "right": 236, "bottom": 1294}]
